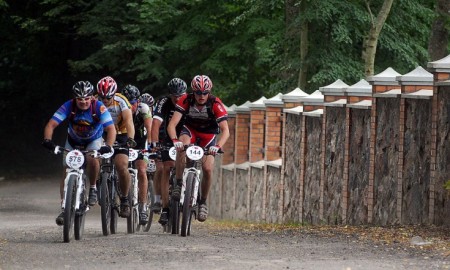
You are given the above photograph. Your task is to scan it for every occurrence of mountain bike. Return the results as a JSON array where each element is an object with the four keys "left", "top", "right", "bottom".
[
  {"left": 177, "top": 145, "right": 222, "bottom": 237},
  {"left": 53, "top": 146, "right": 106, "bottom": 242}
]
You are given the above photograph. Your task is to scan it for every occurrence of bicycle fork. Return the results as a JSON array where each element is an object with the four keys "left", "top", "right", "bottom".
[
  {"left": 180, "top": 167, "right": 201, "bottom": 207},
  {"left": 62, "top": 169, "right": 89, "bottom": 213}
]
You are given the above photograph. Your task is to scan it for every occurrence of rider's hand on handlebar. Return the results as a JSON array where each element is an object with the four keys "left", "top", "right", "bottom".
[
  {"left": 172, "top": 138, "right": 183, "bottom": 151},
  {"left": 148, "top": 141, "right": 160, "bottom": 152},
  {"left": 98, "top": 145, "right": 113, "bottom": 155},
  {"left": 126, "top": 137, "right": 137, "bottom": 148},
  {"left": 209, "top": 145, "right": 221, "bottom": 156},
  {"left": 42, "top": 139, "right": 56, "bottom": 152}
]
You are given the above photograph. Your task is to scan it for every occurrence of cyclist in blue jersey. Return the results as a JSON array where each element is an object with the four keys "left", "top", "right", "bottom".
[{"left": 42, "top": 81, "right": 116, "bottom": 226}]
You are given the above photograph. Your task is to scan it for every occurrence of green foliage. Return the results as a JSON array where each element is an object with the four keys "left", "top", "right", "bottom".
[{"left": 444, "top": 180, "right": 450, "bottom": 190}]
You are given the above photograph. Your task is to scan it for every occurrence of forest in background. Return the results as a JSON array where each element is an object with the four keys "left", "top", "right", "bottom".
[{"left": 0, "top": 0, "right": 448, "bottom": 176}]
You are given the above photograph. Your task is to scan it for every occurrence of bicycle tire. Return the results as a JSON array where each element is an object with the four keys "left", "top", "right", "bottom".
[
  {"left": 74, "top": 193, "right": 86, "bottom": 240},
  {"left": 143, "top": 177, "right": 155, "bottom": 232},
  {"left": 99, "top": 172, "right": 111, "bottom": 236},
  {"left": 63, "top": 175, "right": 76, "bottom": 243},
  {"left": 110, "top": 175, "right": 118, "bottom": 234},
  {"left": 170, "top": 198, "right": 179, "bottom": 235},
  {"left": 181, "top": 172, "right": 195, "bottom": 237},
  {"left": 126, "top": 185, "right": 136, "bottom": 234}
]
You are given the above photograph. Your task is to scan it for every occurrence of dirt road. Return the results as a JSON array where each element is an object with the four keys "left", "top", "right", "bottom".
[{"left": 0, "top": 177, "right": 448, "bottom": 270}]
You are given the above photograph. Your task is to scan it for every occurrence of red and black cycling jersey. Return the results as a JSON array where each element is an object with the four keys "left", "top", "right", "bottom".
[{"left": 175, "top": 94, "right": 228, "bottom": 134}]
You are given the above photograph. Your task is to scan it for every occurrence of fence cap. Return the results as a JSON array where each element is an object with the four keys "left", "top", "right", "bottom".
[
  {"left": 396, "top": 66, "right": 433, "bottom": 85},
  {"left": 298, "top": 90, "right": 324, "bottom": 104},
  {"left": 266, "top": 158, "right": 282, "bottom": 168},
  {"left": 303, "top": 108, "right": 323, "bottom": 117},
  {"left": 401, "top": 89, "right": 433, "bottom": 99},
  {"left": 367, "top": 67, "right": 401, "bottom": 85},
  {"left": 373, "top": 88, "right": 401, "bottom": 98},
  {"left": 264, "top": 93, "right": 284, "bottom": 106},
  {"left": 324, "top": 99, "right": 346, "bottom": 107},
  {"left": 282, "top": 87, "right": 308, "bottom": 102},
  {"left": 234, "top": 100, "right": 251, "bottom": 113},
  {"left": 248, "top": 96, "right": 267, "bottom": 110},
  {"left": 427, "top": 54, "right": 450, "bottom": 71},
  {"left": 224, "top": 104, "right": 237, "bottom": 116},
  {"left": 250, "top": 160, "right": 265, "bottom": 169},
  {"left": 346, "top": 79, "right": 372, "bottom": 96},
  {"left": 319, "top": 79, "right": 349, "bottom": 94},
  {"left": 283, "top": 105, "right": 303, "bottom": 115},
  {"left": 347, "top": 99, "right": 372, "bottom": 109}
]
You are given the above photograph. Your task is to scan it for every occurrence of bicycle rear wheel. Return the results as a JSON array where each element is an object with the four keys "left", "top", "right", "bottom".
[
  {"left": 127, "top": 188, "right": 136, "bottom": 234},
  {"left": 63, "top": 175, "right": 76, "bottom": 243},
  {"left": 99, "top": 172, "right": 111, "bottom": 236},
  {"left": 180, "top": 172, "right": 195, "bottom": 237},
  {"left": 74, "top": 175, "right": 87, "bottom": 240}
]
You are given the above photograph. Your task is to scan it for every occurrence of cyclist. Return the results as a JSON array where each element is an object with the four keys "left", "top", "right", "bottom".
[
  {"left": 167, "top": 75, "right": 229, "bottom": 222},
  {"left": 150, "top": 78, "right": 187, "bottom": 225},
  {"left": 138, "top": 93, "right": 163, "bottom": 213},
  {"left": 97, "top": 76, "right": 137, "bottom": 218},
  {"left": 121, "top": 85, "right": 153, "bottom": 225},
  {"left": 42, "top": 81, "right": 116, "bottom": 226}
]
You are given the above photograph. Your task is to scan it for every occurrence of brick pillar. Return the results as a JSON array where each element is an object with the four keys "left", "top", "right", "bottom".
[
  {"left": 427, "top": 54, "right": 450, "bottom": 224},
  {"left": 234, "top": 102, "right": 251, "bottom": 164},
  {"left": 367, "top": 67, "right": 402, "bottom": 224},
  {"left": 264, "top": 102, "right": 283, "bottom": 161},
  {"left": 249, "top": 97, "right": 267, "bottom": 162}
]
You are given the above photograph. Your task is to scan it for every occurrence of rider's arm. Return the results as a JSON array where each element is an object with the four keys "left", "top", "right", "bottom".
[
  {"left": 122, "top": 108, "right": 135, "bottom": 139},
  {"left": 144, "top": 116, "right": 152, "bottom": 144},
  {"left": 216, "top": 120, "right": 230, "bottom": 149},
  {"left": 44, "top": 119, "right": 59, "bottom": 140},
  {"left": 167, "top": 111, "right": 182, "bottom": 140},
  {"left": 150, "top": 118, "right": 162, "bottom": 143},
  {"left": 104, "top": 124, "right": 116, "bottom": 147}
]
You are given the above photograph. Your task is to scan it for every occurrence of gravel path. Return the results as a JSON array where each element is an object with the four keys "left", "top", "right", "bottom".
[{"left": 0, "top": 177, "right": 448, "bottom": 270}]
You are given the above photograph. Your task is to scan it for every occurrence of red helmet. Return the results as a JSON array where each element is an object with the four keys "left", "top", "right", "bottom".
[
  {"left": 191, "top": 75, "right": 213, "bottom": 92},
  {"left": 97, "top": 76, "right": 117, "bottom": 98}
]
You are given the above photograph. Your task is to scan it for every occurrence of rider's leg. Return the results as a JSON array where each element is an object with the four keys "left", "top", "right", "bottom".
[
  {"left": 137, "top": 159, "right": 148, "bottom": 204},
  {"left": 173, "top": 134, "right": 190, "bottom": 201},
  {"left": 201, "top": 155, "right": 215, "bottom": 203},
  {"left": 152, "top": 161, "right": 163, "bottom": 209},
  {"left": 161, "top": 160, "right": 174, "bottom": 208}
]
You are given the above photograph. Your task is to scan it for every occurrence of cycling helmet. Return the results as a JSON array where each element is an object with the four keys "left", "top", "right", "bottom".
[
  {"left": 191, "top": 75, "right": 213, "bottom": 92},
  {"left": 139, "top": 93, "right": 155, "bottom": 107},
  {"left": 97, "top": 76, "right": 117, "bottom": 98},
  {"left": 72, "top": 81, "right": 94, "bottom": 98},
  {"left": 122, "top": 84, "right": 140, "bottom": 102},
  {"left": 168, "top": 78, "right": 187, "bottom": 96}
]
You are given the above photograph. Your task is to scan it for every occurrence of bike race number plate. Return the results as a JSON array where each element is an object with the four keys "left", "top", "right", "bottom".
[
  {"left": 147, "top": 159, "right": 156, "bottom": 173},
  {"left": 169, "top": 146, "right": 177, "bottom": 161},
  {"left": 65, "top": 149, "right": 85, "bottom": 169},
  {"left": 129, "top": 149, "right": 139, "bottom": 162},
  {"left": 186, "top": 145, "right": 204, "bottom": 161}
]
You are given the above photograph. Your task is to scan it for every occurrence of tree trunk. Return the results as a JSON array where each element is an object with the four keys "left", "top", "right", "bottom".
[
  {"left": 428, "top": 0, "right": 450, "bottom": 61},
  {"left": 362, "top": 0, "right": 395, "bottom": 77},
  {"left": 298, "top": 0, "right": 308, "bottom": 90}
]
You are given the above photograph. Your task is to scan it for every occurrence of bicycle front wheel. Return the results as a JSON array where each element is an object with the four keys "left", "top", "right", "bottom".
[
  {"left": 143, "top": 176, "right": 154, "bottom": 232},
  {"left": 99, "top": 172, "right": 111, "bottom": 236},
  {"left": 180, "top": 172, "right": 195, "bottom": 237},
  {"left": 63, "top": 175, "right": 77, "bottom": 243}
]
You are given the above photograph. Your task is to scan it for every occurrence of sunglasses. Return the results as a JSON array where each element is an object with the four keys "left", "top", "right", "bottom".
[
  {"left": 194, "top": 90, "right": 210, "bottom": 96},
  {"left": 99, "top": 96, "right": 113, "bottom": 100},
  {"left": 76, "top": 97, "right": 92, "bottom": 101}
]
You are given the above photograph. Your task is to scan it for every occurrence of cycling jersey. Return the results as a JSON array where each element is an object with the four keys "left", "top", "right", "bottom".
[
  {"left": 104, "top": 93, "right": 131, "bottom": 134},
  {"left": 154, "top": 96, "right": 185, "bottom": 141},
  {"left": 51, "top": 99, "right": 113, "bottom": 145},
  {"left": 175, "top": 94, "right": 228, "bottom": 134}
]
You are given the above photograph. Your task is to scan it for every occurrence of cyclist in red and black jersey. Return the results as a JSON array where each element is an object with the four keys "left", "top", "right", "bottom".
[{"left": 167, "top": 75, "right": 229, "bottom": 222}]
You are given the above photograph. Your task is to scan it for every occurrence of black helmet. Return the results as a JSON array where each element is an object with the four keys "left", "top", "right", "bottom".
[
  {"left": 139, "top": 93, "right": 155, "bottom": 107},
  {"left": 122, "top": 84, "right": 140, "bottom": 102},
  {"left": 72, "top": 81, "right": 94, "bottom": 98},
  {"left": 167, "top": 78, "right": 187, "bottom": 96}
]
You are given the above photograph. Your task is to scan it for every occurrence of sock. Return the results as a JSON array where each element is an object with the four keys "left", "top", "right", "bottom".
[
  {"left": 154, "top": 195, "right": 161, "bottom": 202},
  {"left": 162, "top": 207, "right": 169, "bottom": 213},
  {"left": 199, "top": 198, "right": 207, "bottom": 205},
  {"left": 176, "top": 179, "right": 182, "bottom": 186},
  {"left": 90, "top": 185, "right": 97, "bottom": 190}
]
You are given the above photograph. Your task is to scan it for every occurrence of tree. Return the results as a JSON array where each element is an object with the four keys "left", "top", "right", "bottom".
[{"left": 428, "top": 0, "right": 450, "bottom": 60}]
